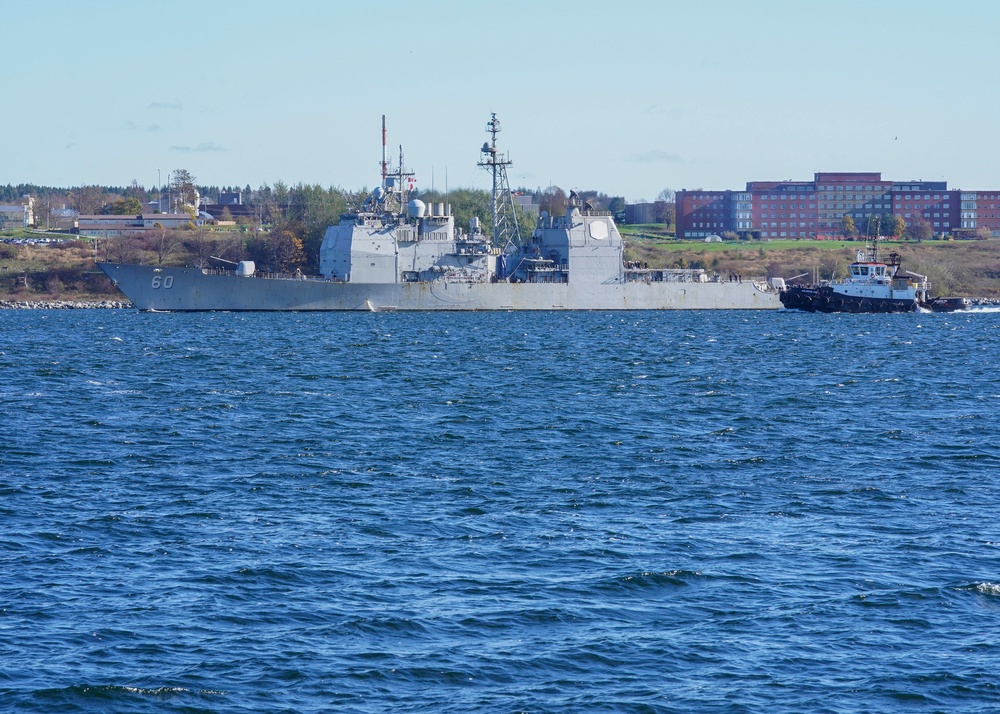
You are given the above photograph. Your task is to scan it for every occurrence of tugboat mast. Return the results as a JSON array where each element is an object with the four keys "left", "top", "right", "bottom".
[{"left": 478, "top": 113, "right": 521, "bottom": 249}]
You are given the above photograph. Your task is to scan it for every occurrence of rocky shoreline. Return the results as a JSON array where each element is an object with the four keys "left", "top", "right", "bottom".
[{"left": 0, "top": 300, "right": 133, "bottom": 310}]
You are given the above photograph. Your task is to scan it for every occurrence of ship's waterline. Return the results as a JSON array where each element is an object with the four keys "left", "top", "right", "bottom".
[{"left": 99, "top": 262, "right": 781, "bottom": 311}]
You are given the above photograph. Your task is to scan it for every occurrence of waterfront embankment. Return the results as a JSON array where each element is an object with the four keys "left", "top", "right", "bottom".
[{"left": 0, "top": 300, "right": 132, "bottom": 309}]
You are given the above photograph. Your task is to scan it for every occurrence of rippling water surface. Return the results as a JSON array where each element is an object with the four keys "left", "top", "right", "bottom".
[{"left": 2, "top": 309, "right": 1000, "bottom": 712}]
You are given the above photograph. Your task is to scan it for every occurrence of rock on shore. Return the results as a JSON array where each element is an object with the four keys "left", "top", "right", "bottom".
[{"left": 0, "top": 300, "right": 133, "bottom": 309}]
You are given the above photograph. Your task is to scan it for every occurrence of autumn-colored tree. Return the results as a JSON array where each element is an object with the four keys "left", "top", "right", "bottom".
[
  {"left": 841, "top": 214, "right": 858, "bottom": 239},
  {"left": 879, "top": 213, "right": 903, "bottom": 238},
  {"left": 245, "top": 224, "right": 306, "bottom": 273}
]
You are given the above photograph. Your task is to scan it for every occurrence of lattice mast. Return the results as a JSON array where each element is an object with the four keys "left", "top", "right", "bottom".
[{"left": 478, "top": 113, "right": 521, "bottom": 249}]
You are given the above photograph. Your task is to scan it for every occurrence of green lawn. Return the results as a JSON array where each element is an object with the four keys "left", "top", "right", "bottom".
[{"left": 627, "top": 236, "right": 945, "bottom": 253}]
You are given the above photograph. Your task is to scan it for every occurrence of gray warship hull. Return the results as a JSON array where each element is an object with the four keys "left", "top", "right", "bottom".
[
  {"left": 99, "top": 263, "right": 781, "bottom": 311},
  {"left": 99, "top": 114, "right": 783, "bottom": 312}
]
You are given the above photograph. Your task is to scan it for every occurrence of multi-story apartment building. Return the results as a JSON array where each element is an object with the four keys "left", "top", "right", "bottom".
[{"left": 676, "top": 172, "right": 995, "bottom": 240}]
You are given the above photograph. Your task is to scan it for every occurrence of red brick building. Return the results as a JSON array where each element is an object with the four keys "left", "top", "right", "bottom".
[{"left": 676, "top": 172, "right": 994, "bottom": 240}]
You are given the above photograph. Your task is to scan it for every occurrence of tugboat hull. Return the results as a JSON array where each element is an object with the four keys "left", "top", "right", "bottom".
[{"left": 780, "top": 286, "right": 918, "bottom": 313}]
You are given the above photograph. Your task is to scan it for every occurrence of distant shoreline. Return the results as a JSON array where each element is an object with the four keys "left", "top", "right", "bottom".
[{"left": 0, "top": 300, "right": 132, "bottom": 310}]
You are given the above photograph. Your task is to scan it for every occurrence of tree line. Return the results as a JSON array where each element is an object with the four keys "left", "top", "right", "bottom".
[
  {"left": 839, "top": 213, "right": 966, "bottom": 242},
  {"left": 57, "top": 170, "right": 622, "bottom": 273}
]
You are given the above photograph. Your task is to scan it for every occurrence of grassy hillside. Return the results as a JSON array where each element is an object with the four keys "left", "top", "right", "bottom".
[
  {"left": 0, "top": 238, "right": 119, "bottom": 301},
  {"left": 622, "top": 234, "right": 1000, "bottom": 298},
  {"left": 0, "top": 228, "right": 243, "bottom": 301}
]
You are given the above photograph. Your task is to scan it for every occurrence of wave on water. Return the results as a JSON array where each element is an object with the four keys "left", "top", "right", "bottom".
[
  {"left": 959, "top": 582, "right": 1000, "bottom": 597},
  {"left": 3, "top": 310, "right": 1000, "bottom": 712}
]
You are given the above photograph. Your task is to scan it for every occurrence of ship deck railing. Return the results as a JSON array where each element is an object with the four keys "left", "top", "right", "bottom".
[{"left": 201, "top": 267, "right": 332, "bottom": 282}]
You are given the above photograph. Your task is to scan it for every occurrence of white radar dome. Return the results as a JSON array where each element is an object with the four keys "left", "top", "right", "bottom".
[{"left": 407, "top": 199, "right": 427, "bottom": 218}]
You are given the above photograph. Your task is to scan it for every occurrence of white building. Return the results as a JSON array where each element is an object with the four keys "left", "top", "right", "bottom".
[
  {"left": 0, "top": 196, "right": 34, "bottom": 229},
  {"left": 75, "top": 213, "right": 201, "bottom": 237}
]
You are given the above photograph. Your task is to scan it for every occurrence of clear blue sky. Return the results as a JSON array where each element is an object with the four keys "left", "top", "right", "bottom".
[{"left": 7, "top": 0, "right": 1000, "bottom": 201}]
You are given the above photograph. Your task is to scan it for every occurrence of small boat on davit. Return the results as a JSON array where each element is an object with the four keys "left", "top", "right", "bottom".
[{"left": 779, "top": 238, "right": 960, "bottom": 313}]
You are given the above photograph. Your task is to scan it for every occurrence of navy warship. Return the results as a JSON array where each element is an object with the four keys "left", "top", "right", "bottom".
[{"left": 100, "top": 115, "right": 782, "bottom": 311}]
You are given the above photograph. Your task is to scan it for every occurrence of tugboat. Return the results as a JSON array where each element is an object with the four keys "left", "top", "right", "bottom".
[{"left": 779, "top": 238, "right": 932, "bottom": 313}]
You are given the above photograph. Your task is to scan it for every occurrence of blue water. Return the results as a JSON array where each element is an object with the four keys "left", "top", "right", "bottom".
[{"left": 2, "top": 309, "right": 1000, "bottom": 712}]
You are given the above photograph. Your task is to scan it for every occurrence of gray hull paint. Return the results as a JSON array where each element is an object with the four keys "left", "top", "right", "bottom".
[{"left": 100, "top": 263, "right": 783, "bottom": 311}]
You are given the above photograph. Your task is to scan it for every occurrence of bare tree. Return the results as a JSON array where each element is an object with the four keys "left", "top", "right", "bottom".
[
  {"left": 104, "top": 234, "right": 141, "bottom": 264},
  {"left": 170, "top": 169, "right": 198, "bottom": 211},
  {"left": 126, "top": 179, "right": 146, "bottom": 203},
  {"left": 904, "top": 215, "right": 934, "bottom": 242},
  {"left": 33, "top": 196, "right": 53, "bottom": 229},
  {"left": 183, "top": 225, "right": 214, "bottom": 267},
  {"left": 148, "top": 222, "right": 182, "bottom": 264},
  {"left": 656, "top": 188, "right": 676, "bottom": 203},
  {"left": 539, "top": 186, "right": 567, "bottom": 216},
  {"left": 71, "top": 185, "right": 108, "bottom": 215}
]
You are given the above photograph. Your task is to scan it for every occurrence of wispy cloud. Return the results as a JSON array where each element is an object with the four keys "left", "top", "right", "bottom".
[
  {"left": 170, "top": 142, "right": 226, "bottom": 153},
  {"left": 628, "top": 150, "right": 682, "bottom": 164},
  {"left": 147, "top": 124, "right": 161, "bottom": 132},
  {"left": 149, "top": 102, "right": 183, "bottom": 110}
]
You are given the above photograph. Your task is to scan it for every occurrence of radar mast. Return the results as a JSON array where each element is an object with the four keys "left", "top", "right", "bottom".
[
  {"left": 366, "top": 116, "right": 414, "bottom": 216},
  {"left": 478, "top": 113, "right": 521, "bottom": 250}
]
